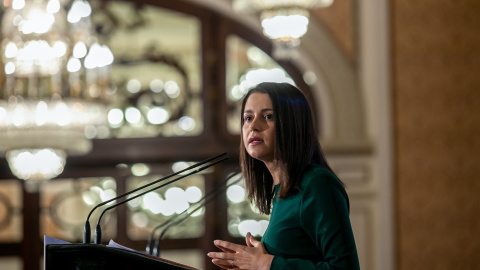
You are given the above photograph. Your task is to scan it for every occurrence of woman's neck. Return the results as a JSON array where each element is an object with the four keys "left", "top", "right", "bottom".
[{"left": 265, "top": 161, "right": 284, "bottom": 185}]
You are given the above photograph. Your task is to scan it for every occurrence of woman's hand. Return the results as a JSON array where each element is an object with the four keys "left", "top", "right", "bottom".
[{"left": 207, "top": 232, "right": 274, "bottom": 270}]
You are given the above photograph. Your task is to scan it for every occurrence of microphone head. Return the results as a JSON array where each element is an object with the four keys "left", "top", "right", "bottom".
[
  {"left": 146, "top": 238, "right": 153, "bottom": 255},
  {"left": 83, "top": 221, "right": 91, "bottom": 244},
  {"left": 94, "top": 223, "right": 102, "bottom": 244}
]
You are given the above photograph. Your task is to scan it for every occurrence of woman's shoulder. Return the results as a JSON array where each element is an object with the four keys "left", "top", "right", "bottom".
[
  {"left": 300, "top": 163, "right": 344, "bottom": 192},
  {"left": 299, "top": 164, "right": 350, "bottom": 210}
]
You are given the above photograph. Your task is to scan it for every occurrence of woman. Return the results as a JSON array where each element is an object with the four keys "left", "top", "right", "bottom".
[{"left": 207, "top": 82, "right": 360, "bottom": 269}]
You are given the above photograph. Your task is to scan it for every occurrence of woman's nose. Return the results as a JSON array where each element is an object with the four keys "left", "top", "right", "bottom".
[{"left": 250, "top": 116, "right": 264, "bottom": 131}]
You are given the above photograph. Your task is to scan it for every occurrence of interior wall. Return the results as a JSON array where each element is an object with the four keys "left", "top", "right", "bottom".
[
  {"left": 307, "top": 1, "right": 394, "bottom": 269},
  {"left": 392, "top": 1, "right": 480, "bottom": 269}
]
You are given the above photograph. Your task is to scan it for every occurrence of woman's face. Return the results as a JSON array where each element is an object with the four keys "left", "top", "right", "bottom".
[{"left": 242, "top": 93, "right": 276, "bottom": 163}]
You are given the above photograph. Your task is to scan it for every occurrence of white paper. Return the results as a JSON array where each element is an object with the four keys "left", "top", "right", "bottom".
[{"left": 107, "top": 239, "right": 146, "bottom": 255}]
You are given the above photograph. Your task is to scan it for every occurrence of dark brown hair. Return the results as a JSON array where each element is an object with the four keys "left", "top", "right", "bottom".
[{"left": 239, "top": 82, "right": 338, "bottom": 215}]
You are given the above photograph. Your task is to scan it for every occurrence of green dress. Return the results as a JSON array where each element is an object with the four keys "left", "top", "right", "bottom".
[{"left": 261, "top": 164, "right": 360, "bottom": 270}]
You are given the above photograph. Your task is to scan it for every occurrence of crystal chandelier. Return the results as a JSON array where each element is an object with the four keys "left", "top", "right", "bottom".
[
  {"left": 0, "top": 0, "right": 113, "bottom": 181},
  {"left": 233, "top": 0, "right": 334, "bottom": 57}
]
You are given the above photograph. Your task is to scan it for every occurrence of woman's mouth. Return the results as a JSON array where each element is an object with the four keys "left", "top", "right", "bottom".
[{"left": 248, "top": 137, "right": 263, "bottom": 145}]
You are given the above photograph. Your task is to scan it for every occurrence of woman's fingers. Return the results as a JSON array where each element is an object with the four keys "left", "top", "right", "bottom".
[
  {"left": 215, "top": 244, "right": 236, "bottom": 254},
  {"left": 246, "top": 232, "right": 261, "bottom": 248},
  {"left": 214, "top": 239, "right": 244, "bottom": 253},
  {"left": 211, "top": 258, "right": 235, "bottom": 269},
  {"left": 208, "top": 239, "right": 273, "bottom": 270},
  {"left": 248, "top": 233, "right": 261, "bottom": 247},
  {"left": 245, "top": 232, "right": 253, "bottom": 247},
  {"left": 209, "top": 240, "right": 241, "bottom": 269},
  {"left": 207, "top": 251, "right": 232, "bottom": 260}
]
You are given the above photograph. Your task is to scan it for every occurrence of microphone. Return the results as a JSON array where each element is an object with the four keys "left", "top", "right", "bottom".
[
  {"left": 93, "top": 154, "right": 229, "bottom": 244},
  {"left": 82, "top": 152, "right": 228, "bottom": 244},
  {"left": 145, "top": 172, "right": 242, "bottom": 255},
  {"left": 151, "top": 173, "right": 243, "bottom": 257}
]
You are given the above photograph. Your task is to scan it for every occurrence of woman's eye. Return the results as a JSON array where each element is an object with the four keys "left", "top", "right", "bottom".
[
  {"left": 265, "top": 114, "right": 273, "bottom": 120},
  {"left": 244, "top": 116, "right": 252, "bottom": 122}
]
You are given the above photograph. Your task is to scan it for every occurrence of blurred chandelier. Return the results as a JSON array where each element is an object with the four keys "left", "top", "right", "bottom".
[
  {"left": 233, "top": 0, "right": 334, "bottom": 57},
  {"left": 0, "top": 0, "right": 113, "bottom": 181}
]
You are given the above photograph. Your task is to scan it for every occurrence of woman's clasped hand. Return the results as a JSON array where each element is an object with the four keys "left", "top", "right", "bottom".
[{"left": 207, "top": 232, "right": 273, "bottom": 270}]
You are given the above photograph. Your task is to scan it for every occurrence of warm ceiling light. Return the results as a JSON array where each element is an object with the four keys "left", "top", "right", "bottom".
[
  {"left": 0, "top": 0, "right": 113, "bottom": 181},
  {"left": 233, "top": 0, "right": 334, "bottom": 58}
]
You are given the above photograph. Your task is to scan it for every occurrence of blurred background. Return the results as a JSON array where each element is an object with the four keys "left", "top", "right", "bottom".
[{"left": 0, "top": 0, "right": 478, "bottom": 269}]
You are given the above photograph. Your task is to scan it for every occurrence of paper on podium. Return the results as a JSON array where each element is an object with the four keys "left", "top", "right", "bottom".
[
  {"left": 107, "top": 239, "right": 145, "bottom": 255},
  {"left": 44, "top": 235, "right": 71, "bottom": 245}
]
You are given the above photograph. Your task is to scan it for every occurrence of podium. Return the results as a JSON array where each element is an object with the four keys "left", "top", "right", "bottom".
[{"left": 45, "top": 243, "right": 198, "bottom": 270}]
